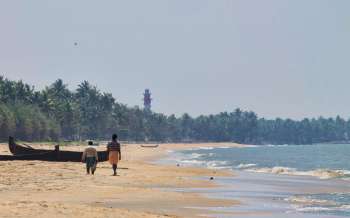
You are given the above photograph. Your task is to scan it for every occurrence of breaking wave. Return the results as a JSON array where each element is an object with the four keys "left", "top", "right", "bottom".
[
  {"left": 189, "top": 153, "right": 206, "bottom": 159},
  {"left": 179, "top": 158, "right": 229, "bottom": 169},
  {"left": 206, "top": 161, "right": 230, "bottom": 169},
  {"left": 179, "top": 159, "right": 205, "bottom": 165},
  {"left": 266, "top": 144, "right": 289, "bottom": 147},
  {"left": 294, "top": 205, "right": 350, "bottom": 213},
  {"left": 295, "top": 206, "right": 333, "bottom": 212},
  {"left": 235, "top": 163, "right": 257, "bottom": 169},
  {"left": 198, "top": 146, "right": 215, "bottom": 150},
  {"left": 286, "top": 196, "right": 350, "bottom": 214},
  {"left": 285, "top": 196, "right": 336, "bottom": 205},
  {"left": 246, "top": 167, "right": 350, "bottom": 179}
]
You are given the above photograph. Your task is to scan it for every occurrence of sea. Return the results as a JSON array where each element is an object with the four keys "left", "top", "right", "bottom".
[{"left": 162, "top": 144, "right": 350, "bottom": 218}]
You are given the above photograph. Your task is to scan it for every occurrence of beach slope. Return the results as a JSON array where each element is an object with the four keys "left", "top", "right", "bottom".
[{"left": 0, "top": 142, "right": 241, "bottom": 218}]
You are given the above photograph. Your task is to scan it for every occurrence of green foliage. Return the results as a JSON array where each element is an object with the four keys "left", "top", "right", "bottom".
[
  {"left": 8, "top": 103, "right": 60, "bottom": 142},
  {"left": 0, "top": 76, "right": 349, "bottom": 144},
  {"left": 0, "top": 104, "right": 15, "bottom": 139}
]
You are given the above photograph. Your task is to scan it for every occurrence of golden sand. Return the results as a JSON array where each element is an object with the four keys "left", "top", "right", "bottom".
[{"left": 0, "top": 142, "right": 242, "bottom": 218}]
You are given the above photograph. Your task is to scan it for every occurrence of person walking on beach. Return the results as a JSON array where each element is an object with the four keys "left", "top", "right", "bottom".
[
  {"left": 107, "top": 134, "right": 121, "bottom": 176},
  {"left": 82, "top": 141, "right": 98, "bottom": 175}
]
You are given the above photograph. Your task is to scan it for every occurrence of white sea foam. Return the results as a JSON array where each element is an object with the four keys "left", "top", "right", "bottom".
[
  {"left": 235, "top": 163, "right": 257, "bottom": 169},
  {"left": 285, "top": 196, "right": 336, "bottom": 205},
  {"left": 190, "top": 153, "right": 205, "bottom": 158},
  {"left": 305, "top": 169, "right": 350, "bottom": 179},
  {"left": 294, "top": 205, "right": 350, "bottom": 213},
  {"left": 288, "top": 196, "right": 350, "bottom": 214},
  {"left": 295, "top": 206, "right": 332, "bottom": 212},
  {"left": 339, "top": 205, "right": 350, "bottom": 210},
  {"left": 198, "top": 146, "right": 215, "bottom": 150},
  {"left": 266, "top": 144, "right": 288, "bottom": 147},
  {"left": 179, "top": 158, "right": 229, "bottom": 169},
  {"left": 206, "top": 161, "right": 229, "bottom": 169},
  {"left": 247, "top": 166, "right": 296, "bottom": 175},
  {"left": 186, "top": 146, "right": 215, "bottom": 151},
  {"left": 244, "top": 144, "right": 259, "bottom": 148},
  {"left": 180, "top": 159, "right": 205, "bottom": 165},
  {"left": 246, "top": 167, "right": 350, "bottom": 179}
]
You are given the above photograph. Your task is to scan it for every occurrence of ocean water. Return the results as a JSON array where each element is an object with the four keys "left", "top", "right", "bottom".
[{"left": 167, "top": 144, "right": 350, "bottom": 217}]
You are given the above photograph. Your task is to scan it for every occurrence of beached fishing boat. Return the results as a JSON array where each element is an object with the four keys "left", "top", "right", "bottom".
[
  {"left": 3, "top": 137, "right": 108, "bottom": 162},
  {"left": 0, "top": 151, "right": 58, "bottom": 161}
]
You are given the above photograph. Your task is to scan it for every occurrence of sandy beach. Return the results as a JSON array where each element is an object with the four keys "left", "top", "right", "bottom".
[{"left": 0, "top": 142, "right": 242, "bottom": 218}]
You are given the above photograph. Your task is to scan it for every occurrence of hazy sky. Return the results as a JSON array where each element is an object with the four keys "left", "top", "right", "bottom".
[{"left": 1, "top": 1, "right": 350, "bottom": 119}]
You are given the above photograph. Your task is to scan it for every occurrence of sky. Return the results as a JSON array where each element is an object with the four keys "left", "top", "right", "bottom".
[{"left": 0, "top": 0, "right": 350, "bottom": 119}]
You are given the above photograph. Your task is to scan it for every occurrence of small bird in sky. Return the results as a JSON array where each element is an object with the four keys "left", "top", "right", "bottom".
[{"left": 74, "top": 42, "right": 78, "bottom": 46}]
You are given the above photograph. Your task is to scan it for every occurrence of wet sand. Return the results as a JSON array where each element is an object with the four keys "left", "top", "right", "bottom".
[{"left": 0, "top": 142, "right": 241, "bottom": 218}]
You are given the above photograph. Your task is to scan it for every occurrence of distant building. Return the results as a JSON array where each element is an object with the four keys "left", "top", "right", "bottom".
[{"left": 143, "top": 89, "right": 152, "bottom": 111}]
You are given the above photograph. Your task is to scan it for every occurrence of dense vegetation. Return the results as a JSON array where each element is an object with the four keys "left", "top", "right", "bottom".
[{"left": 0, "top": 76, "right": 349, "bottom": 145}]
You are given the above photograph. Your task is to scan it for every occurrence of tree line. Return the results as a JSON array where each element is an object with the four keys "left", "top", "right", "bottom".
[{"left": 0, "top": 76, "right": 349, "bottom": 145}]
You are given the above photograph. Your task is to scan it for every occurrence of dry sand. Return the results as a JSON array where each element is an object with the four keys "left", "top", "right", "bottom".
[{"left": 0, "top": 142, "right": 242, "bottom": 218}]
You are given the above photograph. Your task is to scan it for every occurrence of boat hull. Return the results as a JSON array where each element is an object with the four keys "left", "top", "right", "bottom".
[{"left": 5, "top": 137, "right": 108, "bottom": 162}]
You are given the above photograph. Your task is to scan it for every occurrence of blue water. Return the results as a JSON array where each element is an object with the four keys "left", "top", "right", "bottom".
[
  {"left": 179, "top": 144, "right": 350, "bottom": 178},
  {"left": 291, "top": 193, "right": 350, "bottom": 217},
  {"left": 172, "top": 144, "right": 350, "bottom": 217}
]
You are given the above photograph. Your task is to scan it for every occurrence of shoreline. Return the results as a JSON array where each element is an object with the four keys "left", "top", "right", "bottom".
[
  {"left": 0, "top": 142, "right": 242, "bottom": 218},
  {"left": 168, "top": 145, "right": 350, "bottom": 218}
]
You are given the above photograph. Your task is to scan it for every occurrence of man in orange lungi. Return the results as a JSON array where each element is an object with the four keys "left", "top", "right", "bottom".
[{"left": 107, "top": 134, "right": 121, "bottom": 176}]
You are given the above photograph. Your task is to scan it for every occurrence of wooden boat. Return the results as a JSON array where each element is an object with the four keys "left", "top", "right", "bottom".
[
  {"left": 4, "top": 137, "right": 108, "bottom": 162},
  {"left": 140, "top": 144, "right": 159, "bottom": 148},
  {"left": 0, "top": 151, "right": 58, "bottom": 161}
]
